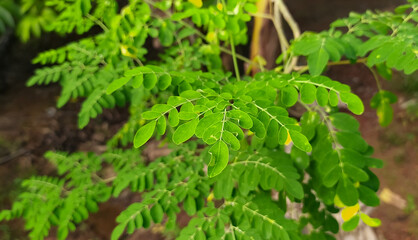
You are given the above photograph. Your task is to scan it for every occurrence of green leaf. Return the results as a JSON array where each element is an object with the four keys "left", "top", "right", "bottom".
[
  {"left": 281, "top": 85, "right": 298, "bottom": 107},
  {"left": 323, "top": 166, "right": 341, "bottom": 187},
  {"left": 335, "top": 132, "right": 368, "bottom": 152},
  {"left": 184, "top": 195, "right": 196, "bottom": 215},
  {"left": 132, "top": 75, "right": 143, "bottom": 88},
  {"left": 377, "top": 101, "right": 394, "bottom": 126},
  {"left": 0, "top": 7, "right": 14, "bottom": 27},
  {"left": 243, "top": 3, "right": 258, "bottom": 13},
  {"left": 308, "top": 47, "right": 329, "bottom": 76},
  {"left": 316, "top": 87, "right": 329, "bottom": 106},
  {"left": 208, "top": 141, "right": 229, "bottom": 178},
  {"left": 337, "top": 177, "right": 359, "bottom": 206},
  {"left": 172, "top": 118, "right": 199, "bottom": 144},
  {"left": 125, "top": 66, "right": 155, "bottom": 76},
  {"left": 342, "top": 214, "right": 360, "bottom": 232},
  {"left": 358, "top": 185, "right": 380, "bottom": 207},
  {"left": 196, "top": 113, "right": 223, "bottom": 138},
  {"left": 370, "top": 91, "right": 397, "bottom": 108},
  {"left": 156, "top": 116, "right": 167, "bottom": 135},
  {"left": 150, "top": 204, "right": 164, "bottom": 223},
  {"left": 142, "top": 209, "right": 152, "bottom": 228},
  {"left": 289, "top": 130, "right": 312, "bottom": 152},
  {"left": 343, "top": 163, "right": 369, "bottom": 182},
  {"left": 158, "top": 74, "right": 172, "bottom": 90},
  {"left": 227, "top": 110, "right": 253, "bottom": 129},
  {"left": 370, "top": 90, "right": 397, "bottom": 127},
  {"left": 300, "top": 84, "right": 316, "bottom": 104},
  {"left": 134, "top": 121, "right": 156, "bottom": 148},
  {"left": 329, "top": 91, "right": 339, "bottom": 106},
  {"left": 284, "top": 179, "right": 304, "bottom": 199},
  {"left": 293, "top": 36, "right": 321, "bottom": 55},
  {"left": 360, "top": 213, "right": 381, "bottom": 227},
  {"left": 376, "top": 63, "right": 392, "bottom": 80},
  {"left": 250, "top": 116, "right": 266, "bottom": 138},
  {"left": 107, "top": 77, "right": 130, "bottom": 95},
  {"left": 329, "top": 113, "right": 359, "bottom": 132},
  {"left": 222, "top": 131, "right": 240, "bottom": 151},
  {"left": 168, "top": 109, "right": 179, "bottom": 127},
  {"left": 80, "top": 0, "right": 92, "bottom": 14},
  {"left": 143, "top": 73, "right": 157, "bottom": 89},
  {"left": 300, "top": 111, "right": 320, "bottom": 140},
  {"left": 340, "top": 92, "right": 364, "bottom": 115},
  {"left": 111, "top": 223, "right": 127, "bottom": 240}
]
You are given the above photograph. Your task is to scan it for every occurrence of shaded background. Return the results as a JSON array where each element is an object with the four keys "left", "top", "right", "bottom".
[{"left": 0, "top": 0, "right": 417, "bottom": 239}]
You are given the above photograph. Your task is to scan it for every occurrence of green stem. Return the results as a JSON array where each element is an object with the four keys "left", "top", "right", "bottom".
[
  {"left": 86, "top": 13, "right": 109, "bottom": 32},
  {"left": 366, "top": 65, "right": 382, "bottom": 91},
  {"left": 229, "top": 33, "right": 241, "bottom": 81}
]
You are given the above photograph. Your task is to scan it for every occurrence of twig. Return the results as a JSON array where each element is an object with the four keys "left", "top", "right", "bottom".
[
  {"left": 294, "top": 58, "right": 367, "bottom": 73},
  {"left": 0, "top": 149, "right": 29, "bottom": 165},
  {"left": 86, "top": 13, "right": 109, "bottom": 32}
]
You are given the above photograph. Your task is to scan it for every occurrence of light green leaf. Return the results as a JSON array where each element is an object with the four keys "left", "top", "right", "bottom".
[
  {"left": 150, "top": 204, "right": 164, "bottom": 223},
  {"left": 111, "top": 223, "right": 127, "bottom": 240},
  {"left": 134, "top": 121, "right": 156, "bottom": 148},
  {"left": 222, "top": 131, "right": 240, "bottom": 151},
  {"left": 208, "top": 141, "right": 229, "bottom": 178},
  {"left": 168, "top": 109, "right": 179, "bottom": 127},
  {"left": 316, "top": 87, "right": 329, "bottom": 106},
  {"left": 329, "top": 91, "right": 339, "bottom": 106},
  {"left": 156, "top": 116, "right": 166, "bottom": 135},
  {"left": 250, "top": 116, "right": 266, "bottom": 138},
  {"left": 172, "top": 118, "right": 199, "bottom": 144},
  {"left": 107, "top": 77, "right": 130, "bottom": 94},
  {"left": 158, "top": 74, "right": 172, "bottom": 90},
  {"left": 184, "top": 195, "right": 196, "bottom": 215},
  {"left": 340, "top": 92, "right": 364, "bottom": 115},
  {"left": 143, "top": 73, "right": 157, "bottom": 89},
  {"left": 227, "top": 110, "right": 253, "bottom": 129},
  {"left": 300, "top": 84, "right": 316, "bottom": 104},
  {"left": 281, "top": 85, "right": 299, "bottom": 107},
  {"left": 289, "top": 130, "right": 312, "bottom": 152},
  {"left": 308, "top": 47, "right": 329, "bottom": 76},
  {"left": 243, "top": 3, "right": 258, "bottom": 13},
  {"left": 196, "top": 113, "right": 223, "bottom": 138},
  {"left": 360, "top": 213, "right": 381, "bottom": 227},
  {"left": 131, "top": 74, "right": 143, "bottom": 88}
]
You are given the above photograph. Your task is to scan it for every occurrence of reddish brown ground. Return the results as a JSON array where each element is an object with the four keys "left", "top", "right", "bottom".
[{"left": 0, "top": 1, "right": 417, "bottom": 239}]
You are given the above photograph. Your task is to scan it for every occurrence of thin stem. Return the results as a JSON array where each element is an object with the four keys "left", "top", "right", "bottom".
[
  {"left": 276, "top": 0, "right": 300, "bottom": 73},
  {"left": 276, "top": 0, "right": 300, "bottom": 39},
  {"left": 133, "top": 57, "right": 144, "bottom": 66},
  {"left": 273, "top": 0, "right": 289, "bottom": 60},
  {"left": 219, "top": 46, "right": 252, "bottom": 64},
  {"left": 86, "top": 13, "right": 109, "bottom": 32},
  {"left": 366, "top": 65, "right": 382, "bottom": 91},
  {"left": 294, "top": 58, "right": 367, "bottom": 73},
  {"left": 229, "top": 33, "right": 241, "bottom": 81}
]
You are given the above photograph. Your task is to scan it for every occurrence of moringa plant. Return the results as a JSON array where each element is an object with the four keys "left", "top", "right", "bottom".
[{"left": 1, "top": 0, "right": 417, "bottom": 239}]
